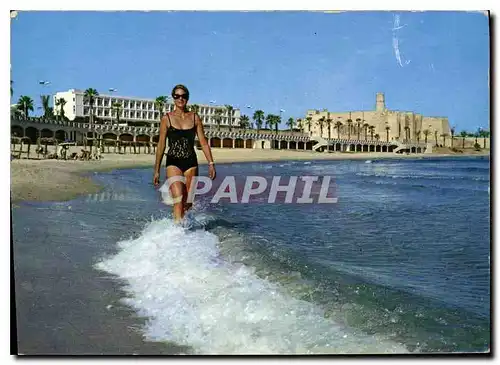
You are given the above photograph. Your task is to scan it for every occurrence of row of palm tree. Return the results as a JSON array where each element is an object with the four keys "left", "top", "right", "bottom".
[
  {"left": 417, "top": 127, "right": 490, "bottom": 149},
  {"left": 13, "top": 94, "right": 66, "bottom": 120},
  {"left": 9, "top": 84, "right": 491, "bottom": 150},
  {"left": 305, "top": 114, "right": 381, "bottom": 142}
]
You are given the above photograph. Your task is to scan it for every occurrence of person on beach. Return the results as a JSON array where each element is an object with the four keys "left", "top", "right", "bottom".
[{"left": 153, "top": 84, "right": 216, "bottom": 223}]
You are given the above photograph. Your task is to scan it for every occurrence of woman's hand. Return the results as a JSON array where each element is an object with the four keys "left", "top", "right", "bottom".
[
  {"left": 153, "top": 171, "right": 160, "bottom": 187},
  {"left": 208, "top": 164, "right": 216, "bottom": 180}
]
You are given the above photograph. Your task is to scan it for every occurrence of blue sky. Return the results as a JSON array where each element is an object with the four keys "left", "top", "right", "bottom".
[{"left": 10, "top": 11, "right": 489, "bottom": 132}]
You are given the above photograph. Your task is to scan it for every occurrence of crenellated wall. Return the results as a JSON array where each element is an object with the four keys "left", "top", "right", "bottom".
[{"left": 305, "top": 93, "right": 453, "bottom": 144}]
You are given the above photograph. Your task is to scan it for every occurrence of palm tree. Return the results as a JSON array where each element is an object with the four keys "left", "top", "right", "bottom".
[
  {"left": 266, "top": 114, "right": 280, "bottom": 134},
  {"left": 225, "top": 104, "right": 234, "bottom": 132},
  {"left": 480, "top": 130, "right": 490, "bottom": 149},
  {"left": 369, "top": 125, "right": 375, "bottom": 140},
  {"left": 253, "top": 110, "right": 265, "bottom": 133},
  {"left": 155, "top": 96, "right": 168, "bottom": 121},
  {"left": 335, "top": 120, "right": 343, "bottom": 139},
  {"left": 416, "top": 130, "right": 421, "bottom": 144},
  {"left": 404, "top": 126, "right": 410, "bottom": 142},
  {"left": 385, "top": 124, "right": 391, "bottom": 142},
  {"left": 40, "top": 95, "right": 53, "bottom": 118},
  {"left": 346, "top": 118, "right": 353, "bottom": 140},
  {"left": 326, "top": 115, "right": 333, "bottom": 141},
  {"left": 84, "top": 88, "right": 99, "bottom": 125},
  {"left": 423, "top": 129, "right": 430, "bottom": 144},
  {"left": 459, "top": 131, "right": 468, "bottom": 148},
  {"left": 364, "top": 122, "right": 370, "bottom": 141},
  {"left": 356, "top": 118, "right": 362, "bottom": 140},
  {"left": 214, "top": 108, "right": 224, "bottom": 130},
  {"left": 190, "top": 104, "right": 200, "bottom": 114},
  {"left": 441, "top": 133, "right": 449, "bottom": 147},
  {"left": 374, "top": 134, "right": 380, "bottom": 142},
  {"left": 286, "top": 117, "right": 295, "bottom": 131},
  {"left": 317, "top": 116, "right": 325, "bottom": 138},
  {"left": 450, "top": 127, "right": 456, "bottom": 148},
  {"left": 55, "top": 97, "right": 67, "bottom": 120},
  {"left": 239, "top": 115, "right": 250, "bottom": 132},
  {"left": 305, "top": 116, "right": 313, "bottom": 134},
  {"left": 434, "top": 130, "right": 439, "bottom": 146},
  {"left": 265, "top": 113, "right": 273, "bottom": 130},
  {"left": 112, "top": 101, "right": 122, "bottom": 125},
  {"left": 297, "top": 118, "right": 304, "bottom": 133},
  {"left": 275, "top": 114, "right": 281, "bottom": 133},
  {"left": 405, "top": 115, "right": 412, "bottom": 141},
  {"left": 17, "top": 95, "right": 34, "bottom": 118}
]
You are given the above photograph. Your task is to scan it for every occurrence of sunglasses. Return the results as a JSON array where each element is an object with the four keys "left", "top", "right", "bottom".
[{"left": 173, "top": 93, "right": 188, "bottom": 100}]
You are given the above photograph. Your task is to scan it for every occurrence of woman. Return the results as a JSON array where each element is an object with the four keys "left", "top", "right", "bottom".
[{"left": 153, "top": 84, "right": 216, "bottom": 223}]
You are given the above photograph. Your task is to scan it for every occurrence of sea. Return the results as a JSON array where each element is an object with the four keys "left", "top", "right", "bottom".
[{"left": 12, "top": 156, "right": 490, "bottom": 355}]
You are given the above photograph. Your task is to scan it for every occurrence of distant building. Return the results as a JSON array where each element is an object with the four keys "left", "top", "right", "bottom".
[
  {"left": 305, "top": 92, "right": 451, "bottom": 143},
  {"left": 52, "top": 89, "right": 241, "bottom": 127}
]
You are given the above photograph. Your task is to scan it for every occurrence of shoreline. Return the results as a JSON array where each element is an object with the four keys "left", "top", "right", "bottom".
[{"left": 10, "top": 149, "right": 489, "bottom": 204}]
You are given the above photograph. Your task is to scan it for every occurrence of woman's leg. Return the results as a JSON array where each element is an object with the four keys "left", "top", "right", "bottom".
[
  {"left": 183, "top": 166, "right": 199, "bottom": 213},
  {"left": 166, "top": 165, "right": 185, "bottom": 223}
]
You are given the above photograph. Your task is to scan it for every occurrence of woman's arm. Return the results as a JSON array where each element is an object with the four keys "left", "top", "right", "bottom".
[
  {"left": 195, "top": 113, "right": 215, "bottom": 164},
  {"left": 153, "top": 115, "right": 169, "bottom": 180}
]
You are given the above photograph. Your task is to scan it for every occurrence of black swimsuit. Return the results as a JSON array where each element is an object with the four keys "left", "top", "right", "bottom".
[{"left": 165, "top": 113, "right": 198, "bottom": 173}]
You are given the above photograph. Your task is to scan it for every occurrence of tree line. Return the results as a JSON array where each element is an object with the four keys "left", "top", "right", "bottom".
[{"left": 10, "top": 83, "right": 490, "bottom": 148}]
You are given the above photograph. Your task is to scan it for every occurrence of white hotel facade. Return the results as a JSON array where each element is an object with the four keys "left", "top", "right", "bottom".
[{"left": 53, "top": 89, "right": 241, "bottom": 127}]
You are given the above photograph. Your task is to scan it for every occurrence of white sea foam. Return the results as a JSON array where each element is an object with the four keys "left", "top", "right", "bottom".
[{"left": 95, "top": 217, "right": 408, "bottom": 355}]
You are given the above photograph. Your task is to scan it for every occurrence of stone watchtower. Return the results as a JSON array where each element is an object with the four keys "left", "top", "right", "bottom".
[{"left": 376, "top": 92, "right": 386, "bottom": 112}]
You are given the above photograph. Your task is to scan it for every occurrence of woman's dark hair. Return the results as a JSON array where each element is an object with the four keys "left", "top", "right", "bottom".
[{"left": 171, "top": 84, "right": 190, "bottom": 100}]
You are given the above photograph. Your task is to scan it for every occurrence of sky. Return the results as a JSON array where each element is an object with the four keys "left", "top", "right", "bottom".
[{"left": 10, "top": 10, "right": 490, "bottom": 132}]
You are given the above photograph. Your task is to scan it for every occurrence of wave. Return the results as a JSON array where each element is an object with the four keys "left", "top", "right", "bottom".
[{"left": 94, "top": 216, "right": 408, "bottom": 355}]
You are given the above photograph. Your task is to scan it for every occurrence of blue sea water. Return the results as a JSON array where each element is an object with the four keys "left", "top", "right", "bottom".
[{"left": 13, "top": 156, "right": 490, "bottom": 354}]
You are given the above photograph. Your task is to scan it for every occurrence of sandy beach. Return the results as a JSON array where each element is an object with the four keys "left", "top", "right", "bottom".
[{"left": 10, "top": 148, "right": 489, "bottom": 204}]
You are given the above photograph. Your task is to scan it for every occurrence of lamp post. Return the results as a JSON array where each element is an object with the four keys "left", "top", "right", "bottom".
[
  {"left": 38, "top": 80, "right": 51, "bottom": 118},
  {"left": 209, "top": 100, "right": 216, "bottom": 132},
  {"left": 279, "top": 108, "right": 285, "bottom": 133},
  {"left": 279, "top": 108, "right": 285, "bottom": 124},
  {"left": 246, "top": 105, "right": 253, "bottom": 129},
  {"left": 108, "top": 88, "right": 117, "bottom": 125}
]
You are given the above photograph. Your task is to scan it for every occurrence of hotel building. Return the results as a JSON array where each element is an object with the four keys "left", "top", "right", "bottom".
[{"left": 52, "top": 89, "right": 241, "bottom": 127}]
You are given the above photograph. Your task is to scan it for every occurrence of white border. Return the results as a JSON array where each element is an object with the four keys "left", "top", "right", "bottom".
[{"left": 4, "top": 1, "right": 496, "bottom": 364}]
